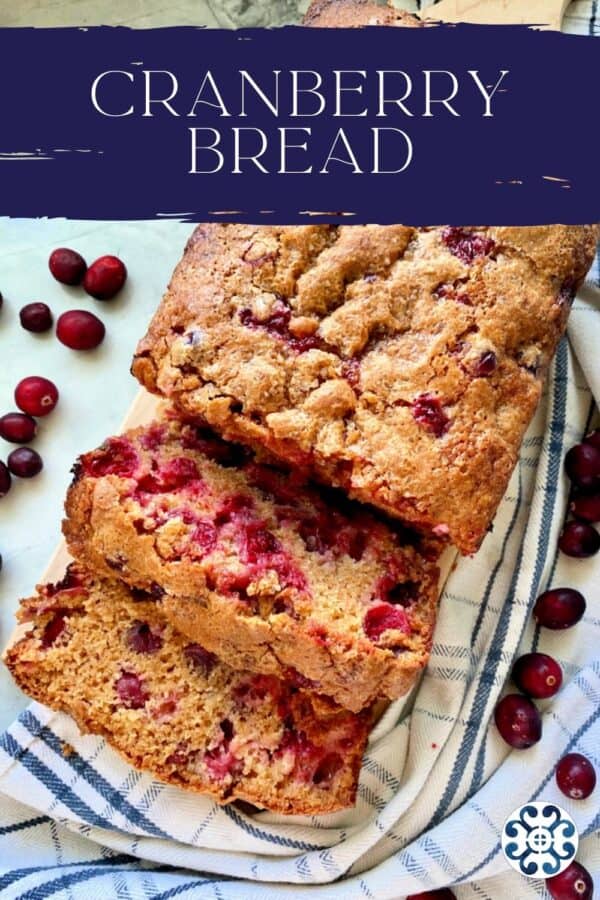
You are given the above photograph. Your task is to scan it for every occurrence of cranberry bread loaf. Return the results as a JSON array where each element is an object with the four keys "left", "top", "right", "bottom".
[
  {"left": 132, "top": 223, "right": 598, "bottom": 554},
  {"left": 303, "top": 0, "right": 421, "bottom": 27},
  {"left": 63, "top": 415, "right": 440, "bottom": 712},
  {"left": 5, "top": 566, "right": 370, "bottom": 814}
]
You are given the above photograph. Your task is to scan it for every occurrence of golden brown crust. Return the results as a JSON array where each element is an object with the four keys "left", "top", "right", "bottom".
[
  {"left": 63, "top": 415, "right": 441, "bottom": 713},
  {"left": 132, "top": 223, "right": 598, "bottom": 554},
  {"left": 5, "top": 566, "right": 370, "bottom": 815},
  {"left": 303, "top": 0, "right": 421, "bottom": 27}
]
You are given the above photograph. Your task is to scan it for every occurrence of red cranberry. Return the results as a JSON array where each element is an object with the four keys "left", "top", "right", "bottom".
[
  {"left": 49, "top": 248, "right": 87, "bottom": 285},
  {"left": 19, "top": 302, "right": 53, "bottom": 333},
  {"left": 556, "top": 753, "right": 596, "bottom": 800},
  {"left": 0, "top": 413, "right": 37, "bottom": 444},
  {"left": 125, "top": 621, "right": 163, "bottom": 654},
  {"left": 15, "top": 376, "right": 59, "bottom": 417},
  {"left": 7, "top": 447, "right": 43, "bottom": 478},
  {"left": 56, "top": 310, "right": 105, "bottom": 351},
  {"left": 115, "top": 671, "right": 148, "bottom": 709},
  {"left": 494, "top": 694, "right": 542, "bottom": 749},
  {"left": 81, "top": 437, "right": 138, "bottom": 479},
  {"left": 534, "top": 588, "right": 586, "bottom": 629},
  {"left": 41, "top": 611, "right": 69, "bottom": 648},
  {"left": 570, "top": 492, "right": 600, "bottom": 523},
  {"left": 407, "top": 892, "right": 456, "bottom": 900},
  {"left": 184, "top": 643, "right": 217, "bottom": 676},
  {"left": 136, "top": 457, "right": 201, "bottom": 493},
  {"left": 473, "top": 351, "right": 497, "bottom": 377},
  {"left": 547, "top": 861, "right": 594, "bottom": 900},
  {"left": 412, "top": 393, "right": 450, "bottom": 437},
  {"left": 441, "top": 227, "right": 495, "bottom": 264},
  {"left": 239, "top": 301, "right": 323, "bottom": 353},
  {"left": 0, "top": 461, "right": 12, "bottom": 498},
  {"left": 364, "top": 603, "right": 410, "bottom": 642},
  {"left": 584, "top": 428, "right": 600, "bottom": 451},
  {"left": 83, "top": 255, "right": 127, "bottom": 300},
  {"left": 512, "top": 653, "right": 562, "bottom": 699},
  {"left": 558, "top": 521, "right": 600, "bottom": 558},
  {"left": 565, "top": 443, "right": 600, "bottom": 491}
]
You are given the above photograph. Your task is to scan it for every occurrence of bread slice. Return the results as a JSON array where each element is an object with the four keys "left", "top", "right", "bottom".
[{"left": 5, "top": 565, "right": 370, "bottom": 815}]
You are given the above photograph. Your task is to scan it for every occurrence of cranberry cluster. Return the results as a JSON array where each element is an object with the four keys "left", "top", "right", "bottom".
[
  {"left": 560, "top": 429, "right": 600, "bottom": 558},
  {"left": 0, "top": 248, "right": 127, "bottom": 518},
  {"left": 490, "top": 436, "right": 597, "bottom": 898},
  {"left": 0, "top": 376, "right": 58, "bottom": 500},
  {"left": 8, "top": 247, "right": 127, "bottom": 353}
]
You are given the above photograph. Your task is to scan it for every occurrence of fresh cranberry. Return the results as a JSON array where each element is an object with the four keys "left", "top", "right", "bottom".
[
  {"left": 7, "top": 447, "right": 43, "bottom": 478},
  {"left": 115, "top": 671, "right": 148, "bottom": 709},
  {"left": 0, "top": 412, "right": 37, "bottom": 444},
  {"left": 570, "top": 492, "right": 600, "bottom": 523},
  {"left": 534, "top": 588, "right": 586, "bottom": 629},
  {"left": 125, "top": 621, "right": 163, "bottom": 654},
  {"left": 441, "top": 227, "right": 495, "bottom": 264},
  {"left": 407, "top": 891, "right": 457, "bottom": 900},
  {"left": 56, "top": 310, "right": 105, "bottom": 351},
  {"left": 559, "top": 521, "right": 600, "bottom": 558},
  {"left": 364, "top": 603, "right": 410, "bottom": 642},
  {"left": 494, "top": 694, "right": 542, "bottom": 749},
  {"left": 473, "top": 351, "right": 497, "bottom": 377},
  {"left": 412, "top": 393, "right": 450, "bottom": 437},
  {"left": 41, "top": 611, "right": 69, "bottom": 648},
  {"left": 556, "top": 753, "right": 596, "bottom": 800},
  {"left": 0, "top": 462, "right": 11, "bottom": 497},
  {"left": 184, "top": 643, "right": 217, "bottom": 676},
  {"left": 15, "top": 376, "right": 58, "bottom": 417},
  {"left": 49, "top": 248, "right": 87, "bottom": 285},
  {"left": 19, "top": 302, "right": 53, "bottom": 333},
  {"left": 584, "top": 428, "right": 600, "bottom": 451},
  {"left": 512, "top": 653, "right": 562, "bottom": 699},
  {"left": 546, "top": 861, "right": 594, "bottom": 900},
  {"left": 81, "top": 437, "right": 138, "bottom": 478},
  {"left": 565, "top": 443, "right": 600, "bottom": 491},
  {"left": 83, "top": 255, "right": 127, "bottom": 300}
]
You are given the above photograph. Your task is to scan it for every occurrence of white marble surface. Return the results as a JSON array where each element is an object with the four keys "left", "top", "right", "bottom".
[{"left": 0, "top": 218, "right": 192, "bottom": 729}]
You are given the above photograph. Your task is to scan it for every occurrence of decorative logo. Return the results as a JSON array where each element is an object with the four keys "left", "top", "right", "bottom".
[{"left": 502, "top": 802, "right": 578, "bottom": 878}]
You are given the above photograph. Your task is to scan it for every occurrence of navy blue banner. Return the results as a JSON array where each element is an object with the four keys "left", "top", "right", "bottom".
[{"left": 0, "top": 24, "right": 598, "bottom": 223}]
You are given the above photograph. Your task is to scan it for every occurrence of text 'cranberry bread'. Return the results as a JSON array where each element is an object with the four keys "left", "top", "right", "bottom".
[
  {"left": 132, "top": 223, "right": 598, "bottom": 553},
  {"left": 5, "top": 566, "right": 370, "bottom": 815},
  {"left": 64, "top": 415, "right": 441, "bottom": 712}
]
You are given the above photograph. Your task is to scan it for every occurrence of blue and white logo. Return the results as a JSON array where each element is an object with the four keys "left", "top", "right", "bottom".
[{"left": 502, "top": 802, "right": 578, "bottom": 878}]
